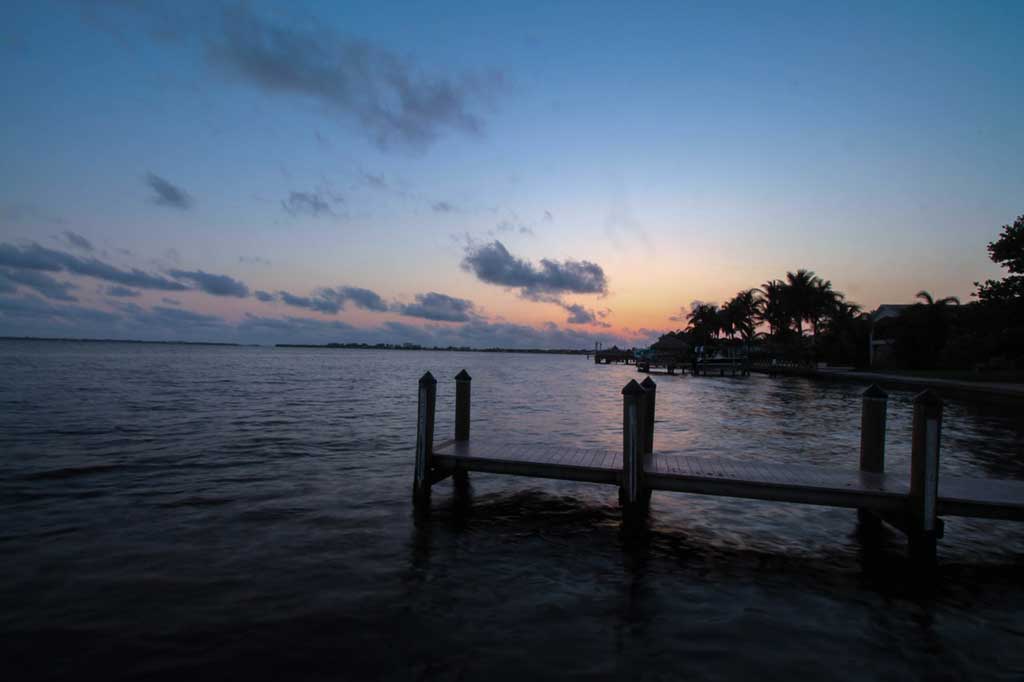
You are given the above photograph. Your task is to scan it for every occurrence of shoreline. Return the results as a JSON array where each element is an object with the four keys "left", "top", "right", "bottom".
[{"left": 751, "top": 365, "right": 1024, "bottom": 404}]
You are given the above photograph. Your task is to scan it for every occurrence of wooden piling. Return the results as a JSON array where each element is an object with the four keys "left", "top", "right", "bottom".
[
  {"left": 621, "top": 379, "right": 647, "bottom": 511},
  {"left": 909, "top": 389, "right": 943, "bottom": 566},
  {"left": 640, "top": 376, "right": 656, "bottom": 455},
  {"left": 857, "top": 384, "right": 888, "bottom": 529},
  {"left": 413, "top": 371, "right": 437, "bottom": 506},
  {"left": 454, "top": 369, "right": 471, "bottom": 441}
]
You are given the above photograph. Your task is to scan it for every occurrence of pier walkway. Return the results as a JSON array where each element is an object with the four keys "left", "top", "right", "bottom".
[{"left": 413, "top": 371, "right": 1024, "bottom": 565}]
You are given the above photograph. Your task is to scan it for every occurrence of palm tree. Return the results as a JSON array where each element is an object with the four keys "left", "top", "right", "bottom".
[
  {"left": 725, "top": 289, "right": 760, "bottom": 343},
  {"left": 784, "top": 269, "right": 822, "bottom": 337},
  {"left": 758, "top": 279, "right": 790, "bottom": 337},
  {"left": 915, "top": 290, "right": 960, "bottom": 307},
  {"left": 686, "top": 303, "right": 720, "bottom": 347}
]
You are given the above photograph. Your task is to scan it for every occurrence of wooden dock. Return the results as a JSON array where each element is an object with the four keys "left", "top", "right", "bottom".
[{"left": 413, "top": 371, "right": 1024, "bottom": 565}]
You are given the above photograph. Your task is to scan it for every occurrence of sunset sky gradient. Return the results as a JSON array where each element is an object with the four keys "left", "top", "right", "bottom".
[{"left": 1, "top": 1, "right": 1021, "bottom": 347}]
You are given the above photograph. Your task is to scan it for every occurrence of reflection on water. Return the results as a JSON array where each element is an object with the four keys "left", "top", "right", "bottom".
[{"left": 0, "top": 341, "right": 1022, "bottom": 680}]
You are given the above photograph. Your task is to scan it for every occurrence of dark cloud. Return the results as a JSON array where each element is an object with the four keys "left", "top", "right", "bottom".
[
  {"left": 61, "top": 230, "right": 94, "bottom": 252},
  {"left": 432, "top": 201, "right": 454, "bottom": 213},
  {"left": 561, "top": 302, "right": 611, "bottom": 327},
  {"left": 169, "top": 269, "right": 249, "bottom": 297},
  {"left": 162, "top": 297, "right": 182, "bottom": 306},
  {"left": 0, "top": 269, "right": 78, "bottom": 302},
  {"left": 282, "top": 191, "right": 334, "bottom": 217},
  {"left": 275, "top": 285, "right": 388, "bottom": 314},
  {"left": 461, "top": 240, "right": 608, "bottom": 300},
  {"left": 105, "top": 285, "right": 141, "bottom": 298},
  {"left": 0, "top": 242, "right": 188, "bottom": 291},
  {"left": 396, "top": 292, "right": 476, "bottom": 322},
  {"left": 254, "top": 290, "right": 274, "bottom": 302},
  {"left": 145, "top": 173, "right": 192, "bottom": 209},
  {"left": 0, "top": 277, "right": 14, "bottom": 295},
  {"left": 209, "top": 4, "right": 501, "bottom": 149}
]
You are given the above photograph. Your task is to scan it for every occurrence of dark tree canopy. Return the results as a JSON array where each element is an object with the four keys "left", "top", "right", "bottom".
[{"left": 975, "top": 214, "right": 1024, "bottom": 305}]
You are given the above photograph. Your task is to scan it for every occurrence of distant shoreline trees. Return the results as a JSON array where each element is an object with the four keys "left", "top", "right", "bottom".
[{"left": 663, "top": 212, "right": 1023, "bottom": 372}]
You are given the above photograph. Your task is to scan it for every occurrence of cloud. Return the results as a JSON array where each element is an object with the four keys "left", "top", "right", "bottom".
[
  {"left": 461, "top": 240, "right": 608, "bottom": 300},
  {"left": 543, "top": 210, "right": 553, "bottom": 222},
  {"left": 61, "top": 231, "right": 94, "bottom": 252},
  {"left": 208, "top": 4, "right": 502, "bottom": 149},
  {"left": 0, "top": 268, "right": 78, "bottom": 302},
  {"left": 362, "top": 173, "right": 388, "bottom": 190},
  {"left": 0, "top": 291, "right": 631, "bottom": 349},
  {"left": 169, "top": 269, "right": 249, "bottom": 297},
  {"left": 432, "top": 201, "right": 454, "bottom": 213},
  {"left": 274, "top": 285, "right": 388, "bottom": 314},
  {"left": 145, "top": 173, "right": 192, "bottom": 209},
  {"left": 282, "top": 191, "right": 334, "bottom": 217},
  {"left": 561, "top": 302, "right": 610, "bottom": 327},
  {"left": 105, "top": 285, "right": 141, "bottom": 298},
  {"left": 162, "top": 297, "right": 182, "bottom": 306},
  {"left": 239, "top": 255, "right": 271, "bottom": 266},
  {"left": 396, "top": 292, "right": 476, "bottom": 322},
  {"left": 254, "top": 290, "right": 274, "bottom": 302}
]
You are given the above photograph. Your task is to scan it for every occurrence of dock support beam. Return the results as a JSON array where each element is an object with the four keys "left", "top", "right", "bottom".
[
  {"left": 621, "top": 379, "right": 648, "bottom": 514},
  {"left": 857, "top": 385, "right": 887, "bottom": 531},
  {"left": 909, "top": 389, "right": 943, "bottom": 567},
  {"left": 453, "top": 369, "right": 471, "bottom": 486},
  {"left": 413, "top": 371, "right": 437, "bottom": 507}
]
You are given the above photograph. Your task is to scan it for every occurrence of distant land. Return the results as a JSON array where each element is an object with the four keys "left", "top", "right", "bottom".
[
  {"left": 0, "top": 336, "right": 592, "bottom": 354},
  {"left": 0, "top": 336, "right": 247, "bottom": 347},
  {"left": 275, "top": 342, "right": 590, "bottom": 355}
]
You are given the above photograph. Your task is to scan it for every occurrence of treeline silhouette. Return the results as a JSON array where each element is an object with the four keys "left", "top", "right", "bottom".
[{"left": 660, "top": 214, "right": 1024, "bottom": 372}]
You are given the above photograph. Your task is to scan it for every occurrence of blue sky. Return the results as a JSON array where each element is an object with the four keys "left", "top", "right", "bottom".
[{"left": 0, "top": 1, "right": 1021, "bottom": 346}]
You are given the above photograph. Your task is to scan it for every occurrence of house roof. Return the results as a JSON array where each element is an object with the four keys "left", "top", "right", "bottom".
[{"left": 870, "top": 304, "right": 911, "bottom": 322}]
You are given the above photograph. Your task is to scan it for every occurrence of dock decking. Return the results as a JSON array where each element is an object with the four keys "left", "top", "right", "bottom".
[
  {"left": 413, "top": 370, "right": 1024, "bottom": 566},
  {"left": 432, "top": 439, "right": 1024, "bottom": 522}
]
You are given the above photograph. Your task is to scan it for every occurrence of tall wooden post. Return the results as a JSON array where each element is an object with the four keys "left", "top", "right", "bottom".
[
  {"left": 857, "top": 384, "right": 888, "bottom": 529},
  {"left": 413, "top": 371, "right": 437, "bottom": 507},
  {"left": 453, "top": 369, "right": 471, "bottom": 486},
  {"left": 621, "top": 379, "right": 647, "bottom": 512},
  {"left": 909, "top": 389, "right": 942, "bottom": 566},
  {"left": 640, "top": 376, "right": 656, "bottom": 455},
  {"left": 454, "top": 369, "right": 471, "bottom": 441}
]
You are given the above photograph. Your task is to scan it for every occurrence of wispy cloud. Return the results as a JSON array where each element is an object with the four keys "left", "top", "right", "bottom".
[
  {"left": 432, "top": 201, "right": 455, "bottom": 213},
  {"left": 282, "top": 191, "right": 334, "bottom": 217},
  {"left": 61, "top": 230, "right": 93, "bottom": 252},
  {"left": 0, "top": 268, "right": 77, "bottom": 302},
  {"left": 0, "top": 242, "right": 187, "bottom": 291},
  {"left": 169, "top": 269, "right": 249, "bottom": 297},
  {"left": 145, "top": 172, "right": 192, "bottom": 209},
  {"left": 209, "top": 4, "right": 503, "bottom": 150},
  {"left": 105, "top": 285, "right": 141, "bottom": 298},
  {"left": 273, "top": 285, "right": 388, "bottom": 314}
]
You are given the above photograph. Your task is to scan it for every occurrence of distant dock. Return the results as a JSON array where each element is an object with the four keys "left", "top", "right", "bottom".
[{"left": 413, "top": 370, "right": 1024, "bottom": 566}]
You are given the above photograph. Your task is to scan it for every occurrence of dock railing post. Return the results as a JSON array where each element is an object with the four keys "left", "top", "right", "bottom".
[
  {"left": 413, "top": 371, "right": 437, "bottom": 507},
  {"left": 453, "top": 369, "right": 471, "bottom": 487},
  {"left": 621, "top": 379, "right": 648, "bottom": 513},
  {"left": 909, "top": 389, "right": 942, "bottom": 567},
  {"left": 858, "top": 385, "right": 888, "bottom": 530}
]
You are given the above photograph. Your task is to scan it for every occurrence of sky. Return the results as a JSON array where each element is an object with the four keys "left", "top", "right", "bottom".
[{"left": 1, "top": 0, "right": 1021, "bottom": 348}]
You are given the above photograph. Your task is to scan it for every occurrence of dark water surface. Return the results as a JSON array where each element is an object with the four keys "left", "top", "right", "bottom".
[{"left": 2, "top": 341, "right": 1023, "bottom": 680}]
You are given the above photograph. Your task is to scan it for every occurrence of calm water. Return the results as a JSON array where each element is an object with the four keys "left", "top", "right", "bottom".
[{"left": 2, "top": 341, "right": 1023, "bottom": 680}]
